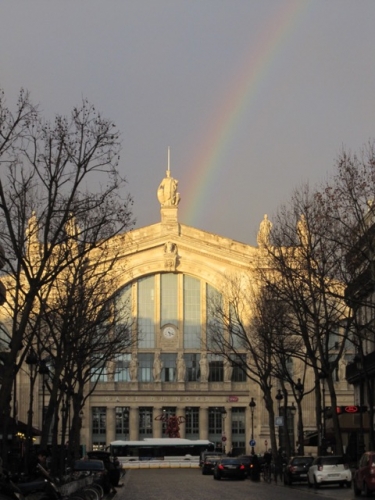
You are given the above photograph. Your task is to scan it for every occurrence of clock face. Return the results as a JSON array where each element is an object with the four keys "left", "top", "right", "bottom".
[{"left": 163, "top": 325, "right": 176, "bottom": 339}]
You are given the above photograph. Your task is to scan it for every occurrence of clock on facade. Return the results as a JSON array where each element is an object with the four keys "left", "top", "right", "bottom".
[{"left": 163, "top": 325, "right": 177, "bottom": 339}]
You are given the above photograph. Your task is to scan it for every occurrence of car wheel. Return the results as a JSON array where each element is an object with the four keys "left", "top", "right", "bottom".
[
  {"left": 353, "top": 480, "right": 362, "bottom": 496},
  {"left": 214, "top": 473, "right": 220, "bottom": 480},
  {"left": 283, "top": 476, "right": 288, "bottom": 485},
  {"left": 307, "top": 477, "right": 312, "bottom": 488},
  {"left": 313, "top": 476, "right": 320, "bottom": 489},
  {"left": 339, "top": 482, "right": 344, "bottom": 488},
  {"left": 202, "top": 470, "right": 206, "bottom": 475},
  {"left": 346, "top": 481, "right": 352, "bottom": 489}
]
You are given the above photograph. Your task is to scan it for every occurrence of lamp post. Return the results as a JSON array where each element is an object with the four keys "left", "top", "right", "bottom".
[
  {"left": 25, "top": 349, "right": 38, "bottom": 472},
  {"left": 355, "top": 356, "right": 365, "bottom": 457},
  {"left": 290, "top": 402, "right": 297, "bottom": 456},
  {"left": 275, "top": 389, "right": 284, "bottom": 451},
  {"left": 318, "top": 371, "right": 327, "bottom": 454},
  {"left": 221, "top": 408, "right": 227, "bottom": 454},
  {"left": 295, "top": 378, "right": 304, "bottom": 455},
  {"left": 249, "top": 398, "right": 256, "bottom": 455},
  {"left": 38, "top": 359, "right": 49, "bottom": 428}
]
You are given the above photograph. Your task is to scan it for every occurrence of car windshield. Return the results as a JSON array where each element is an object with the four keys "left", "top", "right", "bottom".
[
  {"left": 221, "top": 459, "right": 240, "bottom": 464},
  {"left": 321, "top": 456, "right": 345, "bottom": 466},
  {"left": 74, "top": 460, "right": 105, "bottom": 471},
  {"left": 293, "top": 457, "right": 313, "bottom": 465},
  {"left": 206, "top": 456, "right": 223, "bottom": 460}
]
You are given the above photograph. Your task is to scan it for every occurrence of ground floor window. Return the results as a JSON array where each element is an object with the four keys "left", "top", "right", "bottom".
[
  {"left": 185, "top": 407, "right": 199, "bottom": 438},
  {"left": 115, "top": 407, "right": 129, "bottom": 440},
  {"left": 139, "top": 407, "right": 153, "bottom": 437},
  {"left": 231, "top": 407, "right": 245, "bottom": 435},
  {"left": 92, "top": 407, "right": 106, "bottom": 443}
]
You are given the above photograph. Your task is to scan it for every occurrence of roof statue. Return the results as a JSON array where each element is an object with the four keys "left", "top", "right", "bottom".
[
  {"left": 257, "top": 214, "right": 272, "bottom": 248},
  {"left": 297, "top": 214, "right": 309, "bottom": 247},
  {"left": 157, "top": 147, "right": 180, "bottom": 207}
]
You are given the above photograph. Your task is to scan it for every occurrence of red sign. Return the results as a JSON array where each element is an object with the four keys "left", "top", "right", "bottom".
[
  {"left": 336, "top": 405, "right": 366, "bottom": 414},
  {"left": 228, "top": 396, "right": 239, "bottom": 402},
  {"left": 222, "top": 436, "right": 227, "bottom": 442}
]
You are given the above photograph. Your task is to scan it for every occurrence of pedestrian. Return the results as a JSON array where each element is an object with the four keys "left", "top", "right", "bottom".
[{"left": 275, "top": 450, "right": 284, "bottom": 482}]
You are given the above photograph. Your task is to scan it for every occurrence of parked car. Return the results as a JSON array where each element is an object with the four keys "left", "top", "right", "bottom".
[
  {"left": 199, "top": 451, "right": 225, "bottom": 468},
  {"left": 213, "top": 458, "right": 247, "bottom": 480},
  {"left": 73, "top": 459, "right": 112, "bottom": 493},
  {"left": 236, "top": 456, "right": 252, "bottom": 478},
  {"left": 283, "top": 456, "right": 314, "bottom": 485},
  {"left": 86, "top": 451, "right": 123, "bottom": 486},
  {"left": 201, "top": 454, "right": 224, "bottom": 475},
  {"left": 353, "top": 451, "right": 375, "bottom": 496},
  {"left": 236, "top": 455, "right": 261, "bottom": 480},
  {"left": 307, "top": 455, "right": 352, "bottom": 489}
]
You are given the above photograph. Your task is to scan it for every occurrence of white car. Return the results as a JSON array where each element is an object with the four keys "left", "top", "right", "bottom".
[{"left": 307, "top": 455, "right": 352, "bottom": 488}]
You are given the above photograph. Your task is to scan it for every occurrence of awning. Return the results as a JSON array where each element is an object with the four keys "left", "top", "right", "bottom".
[{"left": 0, "top": 415, "right": 42, "bottom": 437}]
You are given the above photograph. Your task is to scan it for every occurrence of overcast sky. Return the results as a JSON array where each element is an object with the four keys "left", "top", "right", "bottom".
[{"left": 1, "top": 1, "right": 374, "bottom": 246}]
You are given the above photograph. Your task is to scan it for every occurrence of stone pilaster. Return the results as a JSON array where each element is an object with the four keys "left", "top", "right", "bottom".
[
  {"left": 199, "top": 406, "right": 209, "bottom": 440},
  {"left": 129, "top": 406, "right": 139, "bottom": 441}
]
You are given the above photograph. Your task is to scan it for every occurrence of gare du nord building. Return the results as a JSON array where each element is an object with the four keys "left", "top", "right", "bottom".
[{"left": 1, "top": 167, "right": 354, "bottom": 456}]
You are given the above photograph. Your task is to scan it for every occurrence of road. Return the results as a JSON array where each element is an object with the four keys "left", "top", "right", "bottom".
[{"left": 116, "top": 469, "right": 355, "bottom": 500}]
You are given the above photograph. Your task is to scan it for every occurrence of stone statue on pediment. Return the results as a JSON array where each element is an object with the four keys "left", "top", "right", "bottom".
[
  {"left": 157, "top": 169, "right": 180, "bottom": 207},
  {"left": 297, "top": 214, "right": 309, "bottom": 247},
  {"left": 164, "top": 241, "right": 178, "bottom": 271},
  {"left": 257, "top": 214, "right": 272, "bottom": 248}
]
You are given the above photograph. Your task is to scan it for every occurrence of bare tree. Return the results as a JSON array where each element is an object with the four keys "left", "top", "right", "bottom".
[
  {"left": 0, "top": 91, "right": 134, "bottom": 466},
  {"left": 316, "top": 143, "right": 375, "bottom": 450},
  {"left": 206, "top": 274, "right": 287, "bottom": 458},
  {"left": 262, "top": 184, "right": 353, "bottom": 455}
]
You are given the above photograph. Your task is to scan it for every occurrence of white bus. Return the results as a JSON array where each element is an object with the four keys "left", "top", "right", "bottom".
[{"left": 109, "top": 438, "right": 215, "bottom": 463}]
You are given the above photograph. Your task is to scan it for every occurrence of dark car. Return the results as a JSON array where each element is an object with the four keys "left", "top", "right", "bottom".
[
  {"left": 73, "top": 459, "right": 111, "bottom": 493},
  {"left": 213, "top": 458, "right": 247, "bottom": 480},
  {"left": 199, "top": 451, "right": 225, "bottom": 468},
  {"left": 236, "top": 455, "right": 261, "bottom": 479},
  {"left": 283, "top": 456, "right": 314, "bottom": 485},
  {"left": 353, "top": 451, "right": 375, "bottom": 496},
  {"left": 201, "top": 454, "right": 224, "bottom": 475},
  {"left": 86, "top": 451, "right": 123, "bottom": 487}
]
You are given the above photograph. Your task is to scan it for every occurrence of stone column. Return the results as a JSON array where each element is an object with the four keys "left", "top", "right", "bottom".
[
  {"left": 199, "top": 406, "right": 209, "bottom": 440},
  {"left": 153, "top": 407, "right": 163, "bottom": 438},
  {"left": 129, "top": 406, "right": 139, "bottom": 441},
  {"left": 106, "top": 406, "right": 116, "bottom": 444},
  {"left": 177, "top": 407, "right": 186, "bottom": 438}
]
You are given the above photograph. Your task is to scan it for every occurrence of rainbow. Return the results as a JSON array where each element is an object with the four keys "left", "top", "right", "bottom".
[{"left": 181, "top": 0, "right": 311, "bottom": 226}]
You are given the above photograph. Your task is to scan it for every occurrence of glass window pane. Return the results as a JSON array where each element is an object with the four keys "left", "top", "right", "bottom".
[
  {"left": 138, "top": 353, "right": 153, "bottom": 382},
  {"left": 114, "top": 353, "right": 131, "bottom": 382},
  {"left": 183, "top": 275, "right": 201, "bottom": 348},
  {"left": 206, "top": 284, "right": 223, "bottom": 349},
  {"left": 138, "top": 276, "right": 155, "bottom": 348},
  {"left": 161, "top": 273, "right": 178, "bottom": 326}
]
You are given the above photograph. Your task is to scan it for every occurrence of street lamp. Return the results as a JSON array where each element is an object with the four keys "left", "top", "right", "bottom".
[
  {"left": 249, "top": 398, "right": 256, "bottom": 455},
  {"left": 275, "top": 389, "right": 284, "bottom": 451}
]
